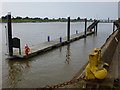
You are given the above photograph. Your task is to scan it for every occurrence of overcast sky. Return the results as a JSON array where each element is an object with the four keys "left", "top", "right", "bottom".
[
  {"left": 118, "top": 1, "right": 120, "bottom": 18},
  {"left": 1, "top": 2, "right": 118, "bottom": 19}
]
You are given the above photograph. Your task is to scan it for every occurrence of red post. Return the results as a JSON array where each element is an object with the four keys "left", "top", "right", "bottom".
[{"left": 25, "top": 44, "right": 30, "bottom": 55}]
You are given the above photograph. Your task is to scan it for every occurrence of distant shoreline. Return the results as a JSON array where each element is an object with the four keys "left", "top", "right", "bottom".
[
  {"left": 0, "top": 20, "right": 94, "bottom": 23},
  {"left": 0, "top": 19, "right": 114, "bottom": 23},
  {"left": 0, "top": 21, "right": 88, "bottom": 23}
]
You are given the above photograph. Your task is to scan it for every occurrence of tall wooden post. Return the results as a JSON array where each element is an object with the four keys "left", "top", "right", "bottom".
[
  {"left": 67, "top": 17, "right": 70, "bottom": 41},
  {"left": 94, "top": 20, "right": 96, "bottom": 33},
  {"left": 7, "top": 12, "right": 13, "bottom": 56},
  {"left": 84, "top": 18, "right": 87, "bottom": 37},
  {"left": 94, "top": 27, "right": 96, "bottom": 33},
  {"left": 96, "top": 24, "right": 98, "bottom": 33},
  {"left": 113, "top": 22, "right": 115, "bottom": 32},
  {"left": 108, "top": 17, "right": 109, "bottom": 23}
]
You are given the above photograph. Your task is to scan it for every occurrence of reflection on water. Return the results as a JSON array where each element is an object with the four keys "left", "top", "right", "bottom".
[
  {"left": 2, "top": 23, "right": 113, "bottom": 88},
  {"left": 7, "top": 60, "right": 31, "bottom": 88},
  {"left": 65, "top": 44, "right": 71, "bottom": 64}
]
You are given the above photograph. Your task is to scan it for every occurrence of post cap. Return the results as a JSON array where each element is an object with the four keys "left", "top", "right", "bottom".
[
  {"left": 89, "top": 52, "right": 97, "bottom": 56},
  {"left": 67, "top": 15, "right": 70, "bottom": 18},
  {"left": 8, "top": 12, "right": 11, "bottom": 15},
  {"left": 84, "top": 18, "right": 87, "bottom": 20},
  {"left": 94, "top": 48, "right": 101, "bottom": 52}
]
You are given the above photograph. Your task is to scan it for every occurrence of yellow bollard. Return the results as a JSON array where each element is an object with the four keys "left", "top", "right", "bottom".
[
  {"left": 94, "top": 48, "right": 101, "bottom": 62},
  {"left": 85, "top": 53, "right": 98, "bottom": 80},
  {"left": 94, "top": 68, "right": 108, "bottom": 79},
  {"left": 85, "top": 48, "right": 108, "bottom": 80},
  {"left": 89, "top": 53, "right": 98, "bottom": 68},
  {"left": 85, "top": 64, "right": 95, "bottom": 80}
]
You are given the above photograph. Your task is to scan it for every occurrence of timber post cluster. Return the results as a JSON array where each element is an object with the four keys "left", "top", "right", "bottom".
[{"left": 67, "top": 16, "right": 70, "bottom": 42}]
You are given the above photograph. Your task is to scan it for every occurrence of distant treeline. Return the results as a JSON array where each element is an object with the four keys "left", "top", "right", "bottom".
[{"left": 0, "top": 16, "right": 94, "bottom": 23}]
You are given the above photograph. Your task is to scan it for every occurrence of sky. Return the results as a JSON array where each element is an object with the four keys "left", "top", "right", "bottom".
[
  {"left": 1, "top": 2, "right": 119, "bottom": 20},
  {"left": 118, "top": 1, "right": 120, "bottom": 18}
]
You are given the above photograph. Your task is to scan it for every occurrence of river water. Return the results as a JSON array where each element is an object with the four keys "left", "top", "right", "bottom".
[{"left": 2, "top": 22, "right": 114, "bottom": 88}]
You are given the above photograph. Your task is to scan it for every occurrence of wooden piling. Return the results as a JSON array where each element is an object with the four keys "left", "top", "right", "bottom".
[
  {"left": 96, "top": 24, "right": 98, "bottom": 33},
  {"left": 67, "top": 17, "right": 70, "bottom": 41},
  {"left": 108, "top": 17, "right": 110, "bottom": 23},
  {"left": 93, "top": 20, "right": 96, "bottom": 33},
  {"left": 84, "top": 18, "right": 87, "bottom": 37},
  {"left": 113, "top": 22, "right": 115, "bottom": 32},
  {"left": 7, "top": 12, "right": 13, "bottom": 56},
  {"left": 94, "top": 27, "right": 96, "bottom": 33}
]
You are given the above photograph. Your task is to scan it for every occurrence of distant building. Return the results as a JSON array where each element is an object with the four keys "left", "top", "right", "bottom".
[{"left": 118, "top": 1, "right": 120, "bottom": 19}]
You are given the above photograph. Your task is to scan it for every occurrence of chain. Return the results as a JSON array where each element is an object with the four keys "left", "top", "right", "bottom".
[{"left": 39, "top": 77, "right": 85, "bottom": 88}]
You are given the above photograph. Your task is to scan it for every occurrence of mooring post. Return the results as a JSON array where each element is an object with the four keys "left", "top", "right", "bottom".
[
  {"left": 108, "top": 17, "right": 109, "bottom": 23},
  {"left": 19, "top": 47, "right": 21, "bottom": 55},
  {"left": 67, "top": 16, "right": 70, "bottom": 42},
  {"left": 96, "top": 24, "right": 98, "bottom": 33},
  {"left": 94, "top": 26, "right": 96, "bottom": 33},
  {"left": 60, "top": 37, "right": 62, "bottom": 43},
  {"left": 7, "top": 12, "right": 13, "bottom": 56},
  {"left": 48, "top": 36, "right": 50, "bottom": 42},
  {"left": 94, "top": 20, "right": 96, "bottom": 33},
  {"left": 113, "top": 22, "right": 115, "bottom": 32},
  {"left": 84, "top": 18, "right": 87, "bottom": 37}
]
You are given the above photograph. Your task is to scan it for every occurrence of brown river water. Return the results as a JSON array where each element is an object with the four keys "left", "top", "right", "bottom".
[{"left": 1, "top": 22, "right": 114, "bottom": 88}]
